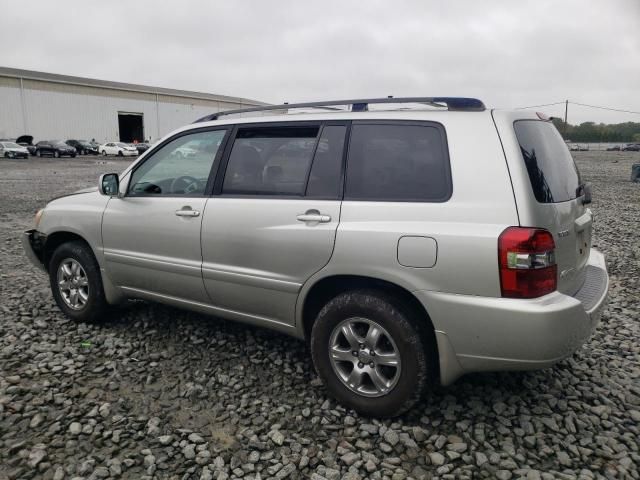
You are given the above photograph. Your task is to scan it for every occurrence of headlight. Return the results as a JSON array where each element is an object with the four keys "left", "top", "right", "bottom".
[{"left": 34, "top": 209, "right": 44, "bottom": 228}]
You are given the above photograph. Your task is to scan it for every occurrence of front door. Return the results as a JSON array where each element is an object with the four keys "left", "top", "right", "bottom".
[
  {"left": 201, "top": 122, "right": 348, "bottom": 326},
  {"left": 102, "top": 127, "right": 229, "bottom": 303}
]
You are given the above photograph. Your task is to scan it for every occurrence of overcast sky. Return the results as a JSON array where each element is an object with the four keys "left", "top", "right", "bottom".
[{"left": 1, "top": 1, "right": 638, "bottom": 124}]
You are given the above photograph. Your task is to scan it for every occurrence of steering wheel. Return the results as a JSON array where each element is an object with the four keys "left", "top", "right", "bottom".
[{"left": 170, "top": 175, "right": 200, "bottom": 194}]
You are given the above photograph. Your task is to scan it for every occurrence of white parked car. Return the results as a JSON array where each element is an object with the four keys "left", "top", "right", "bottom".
[
  {"left": 99, "top": 142, "right": 138, "bottom": 157},
  {"left": 0, "top": 141, "right": 29, "bottom": 159}
]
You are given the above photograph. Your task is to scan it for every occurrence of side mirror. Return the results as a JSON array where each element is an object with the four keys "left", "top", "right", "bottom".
[
  {"left": 99, "top": 173, "right": 119, "bottom": 196},
  {"left": 581, "top": 183, "right": 592, "bottom": 205}
]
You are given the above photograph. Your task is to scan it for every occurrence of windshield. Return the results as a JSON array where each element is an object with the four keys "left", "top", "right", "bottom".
[{"left": 3, "top": 142, "right": 20, "bottom": 148}]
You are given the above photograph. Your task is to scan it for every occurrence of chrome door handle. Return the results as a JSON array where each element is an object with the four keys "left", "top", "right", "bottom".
[
  {"left": 175, "top": 208, "right": 200, "bottom": 217},
  {"left": 297, "top": 210, "right": 331, "bottom": 223}
]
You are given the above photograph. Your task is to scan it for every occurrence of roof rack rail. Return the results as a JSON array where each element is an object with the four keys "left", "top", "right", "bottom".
[{"left": 194, "top": 96, "right": 485, "bottom": 123}]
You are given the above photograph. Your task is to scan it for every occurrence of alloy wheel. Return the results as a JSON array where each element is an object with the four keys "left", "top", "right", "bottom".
[
  {"left": 328, "top": 317, "right": 401, "bottom": 397},
  {"left": 56, "top": 258, "right": 90, "bottom": 310}
]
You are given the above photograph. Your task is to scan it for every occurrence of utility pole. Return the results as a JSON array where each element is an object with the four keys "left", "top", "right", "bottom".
[{"left": 564, "top": 100, "right": 569, "bottom": 138}]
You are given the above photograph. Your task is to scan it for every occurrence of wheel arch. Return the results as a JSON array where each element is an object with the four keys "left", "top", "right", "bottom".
[
  {"left": 43, "top": 230, "right": 124, "bottom": 305},
  {"left": 299, "top": 274, "right": 440, "bottom": 381}
]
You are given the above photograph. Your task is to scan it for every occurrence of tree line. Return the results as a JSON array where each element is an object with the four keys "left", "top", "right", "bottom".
[{"left": 551, "top": 118, "right": 640, "bottom": 143}]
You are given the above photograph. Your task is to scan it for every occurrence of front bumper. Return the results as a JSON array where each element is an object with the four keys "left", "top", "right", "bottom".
[
  {"left": 22, "top": 229, "right": 47, "bottom": 271},
  {"left": 418, "top": 249, "right": 609, "bottom": 385}
]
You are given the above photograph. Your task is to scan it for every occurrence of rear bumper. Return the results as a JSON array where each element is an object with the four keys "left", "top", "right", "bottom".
[
  {"left": 418, "top": 249, "right": 609, "bottom": 385},
  {"left": 22, "top": 229, "right": 47, "bottom": 271}
]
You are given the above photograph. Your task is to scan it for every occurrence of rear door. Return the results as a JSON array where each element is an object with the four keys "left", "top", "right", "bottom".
[
  {"left": 200, "top": 121, "right": 347, "bottom": 327},
  {"left": 493, "top": 112, "right": 591, "bottom": 294}
]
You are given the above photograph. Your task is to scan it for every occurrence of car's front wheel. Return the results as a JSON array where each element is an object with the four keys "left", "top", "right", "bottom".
[
  {"left": 310, "top": 289, "right": 432, "bottom": 417},
  {"left": 54, "top": 151, "right": 60, "bottom": 158},
  {"left": 49, "top": 241, "right": 108, "bottom": 323}
]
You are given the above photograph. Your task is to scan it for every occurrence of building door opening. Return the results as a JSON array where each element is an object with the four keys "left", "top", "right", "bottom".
[{"left": 118, "top": 113, "right": 144, "bottom": 143}]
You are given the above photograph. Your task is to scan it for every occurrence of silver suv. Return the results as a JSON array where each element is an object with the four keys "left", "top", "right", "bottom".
[{"left": 23, "top": 97, "right": 609, "bottom": 417}]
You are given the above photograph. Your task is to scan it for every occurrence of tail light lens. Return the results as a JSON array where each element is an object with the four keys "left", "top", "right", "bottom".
[{"left": 498, "top": 227, "right": 557, "bottom": 298}]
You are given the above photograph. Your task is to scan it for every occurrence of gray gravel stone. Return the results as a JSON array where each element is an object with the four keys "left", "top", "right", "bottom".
[{"left": 0, "top": 153, "right": 638, "bottom": 480}]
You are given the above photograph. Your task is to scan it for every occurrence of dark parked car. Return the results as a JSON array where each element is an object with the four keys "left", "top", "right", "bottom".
[
  {"left": 622, "top": 143, "right": 640, "bottom": 152},
  {"left": 131, "top": 142, "right": 150, "bottom": 154},
  {"left": 66, "top": 139, "right": 98, "bottom": 155},
  {"left": 35, "top": 140, "right": 77, "bottom": 158},
  {"left": 16, "top": 135, "right": 37, "bottom": 155},
  {"left": 606, "top": 145, "right": 621, "bottom": 151}
]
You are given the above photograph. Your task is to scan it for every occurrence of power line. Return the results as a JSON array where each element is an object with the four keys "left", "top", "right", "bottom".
[
  {"left": 569, "top": 102, "right": 640, "bottom": 115},
  {"left": 515, "top": 100, "right": 640, "bottom": 115},
  {"left": 515, "top": 101, "right": 566, "bottom": 110}
]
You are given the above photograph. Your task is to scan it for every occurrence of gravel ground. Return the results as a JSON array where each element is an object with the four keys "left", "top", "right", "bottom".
[{"left": 0, "top": 153, "right": 638, "bottom": 480}]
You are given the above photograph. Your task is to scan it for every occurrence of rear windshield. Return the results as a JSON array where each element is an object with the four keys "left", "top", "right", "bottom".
[{"left": 514, "top": 120, "right": 580, "bottom": 203}]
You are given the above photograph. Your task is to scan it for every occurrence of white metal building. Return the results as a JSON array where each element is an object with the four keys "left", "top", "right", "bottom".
[{"left": 0, "top": 66, "right": 265, "bottom": 143}]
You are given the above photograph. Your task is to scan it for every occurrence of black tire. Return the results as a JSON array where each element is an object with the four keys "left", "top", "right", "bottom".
[
  {"left": 80, "top": 149, "right": 85, "bottom": 155},
  {"left": 102, "top": 150, "right": 107, "bottom": 156},
  {"left": 54, "top": 151, "right": 60, "bottom": 158},
  {"left": 310, "top": 289, "right": 432, "bottom": 417},
  {"left": 4, "top": 152, "right": 9, "bottom": 158},
  {"left": 49, "top": 241, "right": 108, "bottom": 323},
  {"left": 117, "top": 150, "right": 123, "bottom": 157},
  {"left": 71, "top": 153, "right": 76, "bottom": 158},
  {"left": 36, "top": 150, "right": 41, "bottom": 157}
]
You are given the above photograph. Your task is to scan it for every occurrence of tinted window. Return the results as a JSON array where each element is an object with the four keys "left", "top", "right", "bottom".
[
  {"left": 223, "top": 126, "right": 319, "bottom": 195},
  {"left": 306, "top": 125, "right": 346, "bottom": 198},
  {"left": 345, "top": 124, "right": 450, "bottom": 201},
  {"left": 514, "top": 120, "right": 580, "bottom": 203},
  {"left": 129, "top": 129, "right": 226, "bottom": 196}
]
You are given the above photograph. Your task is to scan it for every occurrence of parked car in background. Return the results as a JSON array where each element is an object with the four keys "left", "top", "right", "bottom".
[
  {"left": 99, "top": 142, "right": 138, "bottom": 156},
  {"left": 35, "top": 140, "right": 77, "bottom": 158},
  {"left": 16, "top": 135, "right": 37, "bottom": 155},
  {"left": 0, "top": 141, "right": 29, "bottom": 158},
  {"left": 606, "top": 145, "right": 621, "bottom": 151},
  {"left": 131, "top": 142, "right": 150, "bottom": 154},
  {"left": 22, "top": 97, "right": 609, "bottom": 417},
  {"left": 66, "top": 139, "right": 98, "bottom": 155},
  {"left": 622, "top": 143, "right": 640, "bottom": 152}
]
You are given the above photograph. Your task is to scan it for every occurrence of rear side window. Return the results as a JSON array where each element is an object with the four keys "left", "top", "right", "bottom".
[
  {"left": 345, "top": 123, "right": 451, "bottom": 202},
  {"left": 514, "top": 120, "right": 581, "bottom": 203},
  {"left": 223, "top": 126, "right": 319, "bottom": 196}
]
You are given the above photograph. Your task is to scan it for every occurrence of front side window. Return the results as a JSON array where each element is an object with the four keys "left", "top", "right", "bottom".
[
  {"left": 345, "top": 123, "right": 451, "bottom": 201},
  {"left": 222, "top": 126, "right": 319, "bottom": 195},
  {"left": 128, "top": 129, "right": 226, "bottom": 196}
]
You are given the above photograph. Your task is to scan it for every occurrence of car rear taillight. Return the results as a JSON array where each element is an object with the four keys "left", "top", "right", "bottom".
[{"left": 498, "top": 227, "right": 557, "bottom": 298}]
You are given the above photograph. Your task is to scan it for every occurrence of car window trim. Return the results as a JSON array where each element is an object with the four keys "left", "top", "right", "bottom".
[
  {"left": 212, "top": 120, "right": 349, "bottom": 200},
  {"left": 304, "top": 121, "right": 351, "bottom": 199},
  {"left": 343, "top": 119, "right": 453, "bottom": 203},
  {"left": 124, "top": 126, "right": 231, "bottom": 199}
]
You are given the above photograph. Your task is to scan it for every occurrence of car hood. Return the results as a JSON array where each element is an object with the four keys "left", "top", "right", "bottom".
[
  {"left": 16, "top": 135, "right": 33, "bottom": 144},
  {"left": 6, "top": 146, "right": 28, "bottom": 152},
  {"left": 49, "top": 186, "right": 98, "bottom": 202}
]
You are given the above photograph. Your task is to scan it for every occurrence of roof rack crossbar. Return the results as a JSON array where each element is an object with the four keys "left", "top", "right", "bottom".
[{"left": 194, "top": 96, "right": 485, "bottom": 122}]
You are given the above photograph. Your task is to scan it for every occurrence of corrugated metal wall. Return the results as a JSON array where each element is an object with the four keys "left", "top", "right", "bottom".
[{"left": 0, "top": 76, "right": 253, "bottom": 142}]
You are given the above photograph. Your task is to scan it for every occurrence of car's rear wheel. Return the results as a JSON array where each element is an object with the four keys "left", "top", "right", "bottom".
[
  {"left": 54, "top": 151, "right": 60, "bottom": 158},
  {"left": 102, "top": 150, "right": 107, "bottom": 156},
  {"left": 49, "top": 241, "right": 108, "bottom": 323},
  {"left": 310, "top": 289, "right": 432, "bottom": 417},
  {"left": 4, "top": 152, "right": 9, "bottom": 158},
  {"left": 117, "top": 150, "right": 123, "bottom": 157},
  {"left": 36, "top": 150, "right": 41, "bottom": 157},
  {"left": 79, "top": 149, "right": 85, "bottom": 155}
]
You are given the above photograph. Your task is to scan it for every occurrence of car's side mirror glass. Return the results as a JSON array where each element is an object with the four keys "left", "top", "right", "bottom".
[{"left": 99, "top": 173, "right": 119, "bottom": 196}]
